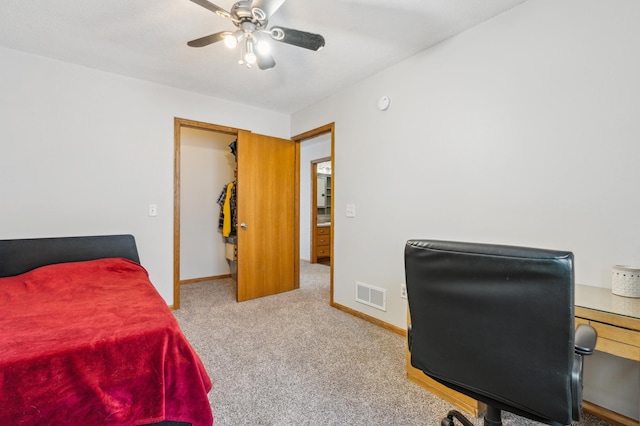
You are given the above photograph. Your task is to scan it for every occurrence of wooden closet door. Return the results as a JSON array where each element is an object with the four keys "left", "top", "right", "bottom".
[{"left": 236, "top": 130, "right": 295, "bottom": 301}]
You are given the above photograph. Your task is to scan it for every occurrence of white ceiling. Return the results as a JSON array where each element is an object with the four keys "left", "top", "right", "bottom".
[{"left": 0, "top": 0, "right": 527, "bottom": 113}]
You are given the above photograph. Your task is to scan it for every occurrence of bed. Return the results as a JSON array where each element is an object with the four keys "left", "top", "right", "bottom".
[{"left": 0, "top": 234, "right": 213, "bottom": 426}]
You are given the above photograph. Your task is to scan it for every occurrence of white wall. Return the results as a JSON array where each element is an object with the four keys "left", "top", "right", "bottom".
[
  {"left": 180, "top": 128, "right": 236, "bottom": 280},
  {"left": 291, "top": 0, "right": 640, "bottom": 419},
  {"left": 0, "top": 46, "right": 289, "bottom": 304},
  {"left": 299, "top": 134, "right": 331, "bottom": 261},
  {"left": 293, "top": 0, "right": 640, "bottom": 331}
]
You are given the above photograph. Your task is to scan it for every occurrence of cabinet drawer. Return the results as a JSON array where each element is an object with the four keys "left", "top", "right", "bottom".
[
  {"left": 317, "top": 247, "right": 331, "bottom": 257},
  {"left": 316, "top": 226, "right": 330, "bottom": 236},
  {"left": 316, "top": 235, "right": 331, "bottom": 247}
]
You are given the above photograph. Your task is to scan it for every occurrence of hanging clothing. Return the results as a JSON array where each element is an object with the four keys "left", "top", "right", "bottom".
[
  {"left": 222, "top": 182, "right": 233, "bottom": 237},
  {"left": 228, "top": 140, "right": 237, "bottom": 159},
  {"left": 217, "top": 181, "right": 237, "bottom": 237}
]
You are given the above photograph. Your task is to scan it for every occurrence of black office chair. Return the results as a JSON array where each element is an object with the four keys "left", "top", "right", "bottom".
[{"left": 405, "top": 240, "right": 597, "bottom": 426}]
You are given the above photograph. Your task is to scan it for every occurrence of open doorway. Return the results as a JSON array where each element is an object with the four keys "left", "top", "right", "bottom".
[
  {"left": 293, "top": 123, "right": 335, "bottom": 302},
  {"left": 180, "top": 127, "right": 237, "bottom": 283},
  {"left": 311, "top": 158, "right": 331, "bottom": 265},
  {"left": 298, "top": 133, "right": 331, "bottom": 264},
  {"left": 175, "top": 118, "right": 299, "bottom": 307},
  {"left": 173, "top": 118, "right": 238, "bottom": 309}
]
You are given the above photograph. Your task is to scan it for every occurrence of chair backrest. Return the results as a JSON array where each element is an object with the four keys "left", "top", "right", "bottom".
[{"left": 405, "top": 239, "right": 575, "bottom": 425}]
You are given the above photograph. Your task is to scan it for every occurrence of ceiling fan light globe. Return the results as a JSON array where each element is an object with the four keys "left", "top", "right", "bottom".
[
  {"left": 256, "top": 40, "right": 270, "bottom": 55},
  {"left": 245, "top": 51, "right": 257, "bottom": 65},
  {"left": 224, "top": 34, "right": 238, "bottom": 49}
]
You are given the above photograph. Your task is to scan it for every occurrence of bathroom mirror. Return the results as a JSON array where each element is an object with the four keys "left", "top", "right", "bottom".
[{"left": 316, "top": 161, "right": 331, "bottom": 223}]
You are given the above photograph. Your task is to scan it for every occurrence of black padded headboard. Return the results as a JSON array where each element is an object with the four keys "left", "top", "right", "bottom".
[{"left": 0, "top": 234, "right": 140, "bottom": 278}]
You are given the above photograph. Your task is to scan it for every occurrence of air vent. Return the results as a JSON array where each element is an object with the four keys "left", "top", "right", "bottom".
[{"left": 355, "top": 281, "right": 386, "bottom": 311}]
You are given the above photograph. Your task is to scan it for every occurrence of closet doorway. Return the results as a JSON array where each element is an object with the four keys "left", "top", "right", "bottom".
[
  {"left": 174, "top": 118, "right": 297, "bottom": 308},
  {"left": 179, "top": 126, "right": 237, "bottom": 286}
]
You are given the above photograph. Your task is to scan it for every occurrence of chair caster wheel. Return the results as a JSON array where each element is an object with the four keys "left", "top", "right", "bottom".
[
  {"left": 441, "top": 417, "right": 455, "bottom": 426},
  {"left": 443, "top": 410, "right": 474, "bottom": 426}
]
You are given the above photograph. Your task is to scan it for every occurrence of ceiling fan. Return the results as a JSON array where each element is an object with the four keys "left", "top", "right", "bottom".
[{"left": 187, "top": 0, "right": 325, "bottom": 70}]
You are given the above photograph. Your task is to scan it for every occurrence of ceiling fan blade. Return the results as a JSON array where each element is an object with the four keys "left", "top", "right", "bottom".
[
  {"left": 187, "top": 31, "right": 230, "bottom": 47},
  {"left": 270, "top": 27, "right": 325, "bottom": 51},
  {"left": 251, "top": 0, "right": 286, "bottom": 19},
  {"left": 256, "top": 50, "right": 276, "bottom": 70},
  {"left": 188, "top": 0, "right": 231, "bottom": 19}
]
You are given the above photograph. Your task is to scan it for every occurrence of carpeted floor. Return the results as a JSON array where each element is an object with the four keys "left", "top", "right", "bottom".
[{"left": 173, "top": 261, "right": 611, "bottom": 426}]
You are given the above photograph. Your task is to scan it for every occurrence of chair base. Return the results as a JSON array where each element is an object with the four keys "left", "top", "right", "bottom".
[
  {"left": 441, "top": 410, "right": 474, "bottom": 426},
  {"left": 484, "top": 406, "right": 503, "bottom": 426},
  {"left": 442, "top": 406, "right": 502, "bottom": 426}
]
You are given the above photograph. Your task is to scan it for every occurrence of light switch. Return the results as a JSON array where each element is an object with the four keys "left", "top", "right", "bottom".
[
  {"left": 148, "top": 204, "right": 157, "bottom": 217},
  {"left": 346, "top": 204, "right": 356, "bottom": 218}
]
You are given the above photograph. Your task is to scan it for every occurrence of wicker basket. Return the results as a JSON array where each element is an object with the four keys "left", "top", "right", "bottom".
[{"left": 611, "top": 265, "right": 640, "bottom": 298}]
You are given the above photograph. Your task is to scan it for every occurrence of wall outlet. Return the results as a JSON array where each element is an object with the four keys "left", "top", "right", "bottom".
[{"left": 400, "top": 283, "right": 407, "bottom": 299}]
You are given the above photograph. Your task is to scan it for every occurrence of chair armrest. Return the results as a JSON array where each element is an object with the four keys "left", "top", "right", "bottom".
[
  {"left": 571, "top": 324, "right": 596, "bottom": 421},
  {"left": 574, "top": 324, "right": 597, "bottom": 356}
]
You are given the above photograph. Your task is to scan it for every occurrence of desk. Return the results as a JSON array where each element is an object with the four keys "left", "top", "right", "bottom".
[
  {"left": 575, "top": 284, "right": 640, "bottom": 426},
  {"left": 406, "top": 285, "right": 640, "bottom": 425}
]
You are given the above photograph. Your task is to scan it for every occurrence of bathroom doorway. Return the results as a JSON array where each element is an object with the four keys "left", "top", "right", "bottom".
[{"left": 311, "top": 158, "right": 331, "bottom": 265}]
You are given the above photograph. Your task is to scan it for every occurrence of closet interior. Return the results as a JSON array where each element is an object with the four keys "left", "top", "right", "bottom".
[
  {"left": 217, "top": 140, "right": 238, "bottom": 281},
  {"left": 179, "top": 127, "right": 238, "bottom": 285}
]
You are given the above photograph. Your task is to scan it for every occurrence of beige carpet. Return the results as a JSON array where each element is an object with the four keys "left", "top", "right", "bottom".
[{"left": 173, "top": 261, "right": 610, "bottom": 426}]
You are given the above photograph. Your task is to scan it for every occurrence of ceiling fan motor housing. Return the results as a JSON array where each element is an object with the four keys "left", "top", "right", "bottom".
[{"left": 231, "top": 1, "right": 267, "bottom": 30}]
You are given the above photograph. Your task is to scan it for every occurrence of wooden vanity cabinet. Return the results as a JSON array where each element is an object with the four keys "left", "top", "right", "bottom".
[{"left": 314, "top": 225, "right": 331, "bottom": 262}]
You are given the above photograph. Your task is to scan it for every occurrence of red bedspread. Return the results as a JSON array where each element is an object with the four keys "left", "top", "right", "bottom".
[{"left": 0, "top": 258, "right": 213, "bottom": 426}]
